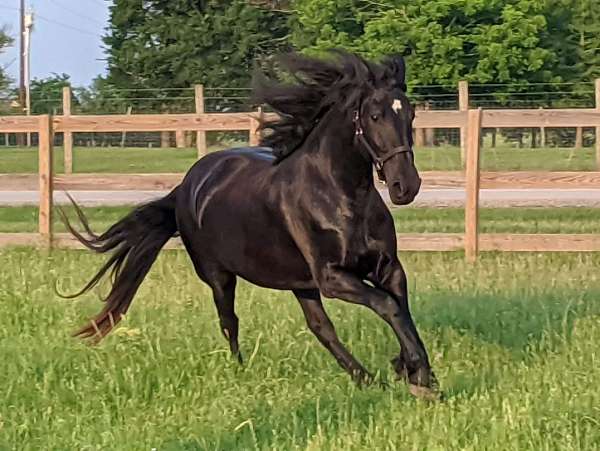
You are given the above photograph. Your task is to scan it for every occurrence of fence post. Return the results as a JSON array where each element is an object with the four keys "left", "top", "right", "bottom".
[
  {"left": 195, "top": 84, "right": 207, "bottom": 158},
  {"left": 459, "top": 81, "right": 469, "bottom": 168},
  {"left": 175, "top": 129, "right": 186, "bottom": 148},
  {"left": 423, "top": 101, "right": 434, "bottom": 146},
  {"left": 575, "top": 127, "right": 583, "bottom": 149},
  {"left": 414, "top": 104, "right": 425, "bottom": 147},
  {"left": 62, "top": 86, "right": 73, "bottom": 174},
  {"left": 120, "top": 106, "right": 132, "bottom": 147},
  {"left": 39, "top": 114, "right": 54, "bottom": 248},
  {"left": 465, "top": 108, "right": 482, "bottom": 262},
  {"left": 539, "top": 107, "right": 546, "bottom": 147},
  {"left": 596, "top": 79, "right": 600, "bottom": 170},
  {"left": 249, "top": 107, "right": 262, "bottom": 146}
]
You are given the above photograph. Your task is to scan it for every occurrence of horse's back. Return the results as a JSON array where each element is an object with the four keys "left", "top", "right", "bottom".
[
  {"left": 175, "top": 146, "right": 315, "bottom": 289},
  {"left": 179, "top": 145, "right": 277, "bottom": 207}
]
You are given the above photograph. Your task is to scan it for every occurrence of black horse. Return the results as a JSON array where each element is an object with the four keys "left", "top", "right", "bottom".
[{"left": 61, "top": 51, "right": 438, "bottom": 398}]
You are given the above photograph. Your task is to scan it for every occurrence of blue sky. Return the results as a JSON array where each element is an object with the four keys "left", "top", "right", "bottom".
[{"left": 0, "top": 0, "right": 110, "bottom": 87}]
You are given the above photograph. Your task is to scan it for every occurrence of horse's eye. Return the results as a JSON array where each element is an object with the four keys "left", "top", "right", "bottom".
[{"left": 370, "top": 114, "right": 379, "bottom": 121}]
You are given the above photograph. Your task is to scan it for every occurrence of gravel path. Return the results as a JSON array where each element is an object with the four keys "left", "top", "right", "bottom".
[{"left": 1, "top": 188, "right": 599, "bottom": 207}]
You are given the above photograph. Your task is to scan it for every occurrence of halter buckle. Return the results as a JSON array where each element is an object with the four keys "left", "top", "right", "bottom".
[{"left": 353, "top": 111, "right": 363, "bottom": 136}]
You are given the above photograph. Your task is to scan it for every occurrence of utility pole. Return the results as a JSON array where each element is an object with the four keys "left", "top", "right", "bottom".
[
  {"left": 19, "top": 0, "right": 25, "bottom": 111},
  {"left": 17, "top": 0, "right": 25, "bottom": 145},
  {"left": 24, "top": 9, "right": 34, "bottom": 146}
]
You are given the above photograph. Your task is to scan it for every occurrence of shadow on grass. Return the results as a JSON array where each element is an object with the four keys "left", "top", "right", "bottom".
[
  {"left": 410, "top": 288, "right": 600, "bottom": 399},
  {"left": 415, "top": 288, "right": 600, "bottom": 355}
]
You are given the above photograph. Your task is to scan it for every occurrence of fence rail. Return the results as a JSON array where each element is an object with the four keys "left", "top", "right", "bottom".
[
  {"left": 2, "top": 171, "right": 599, "bottom": 191},
  {"left": 1, "top": 94, "right": 600, "bottom": 259},
  {"left": 4, "top": 81, "right": 600, "bottom": 163}
]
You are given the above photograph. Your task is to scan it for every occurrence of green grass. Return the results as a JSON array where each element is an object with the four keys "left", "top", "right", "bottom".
[
  {"left": 1, "top": 206, "right": 600, "bottom": 234},
  {"left": 416, "top": 145, "right": 596, "bottom": 171},
  {"left": 0, "top": 145, "right": 597, "bottom": 173},
  {"left": 0, "top": 206, "right": 132, "bottom": 233},
  {"left": 391, "top": 207, "right": 600, "bottom": 234},
  {"left": 0, "top": 144, "right": 231, "bottom": 174},
  {"left": 1, "top": 249, "right": 599, "bottom": 449}
]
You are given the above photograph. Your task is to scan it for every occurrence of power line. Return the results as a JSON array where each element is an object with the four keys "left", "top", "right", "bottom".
[
  {"left": 82, "top": 0, "right": 110, "bottom": 8},
  {"left": 36, "top": 14, "right": 103, "bottom": 38},
  {"left": 48, "top": 0, "right": 106, "bottom": 27},
  {"left": 0, "top": 5, "right": 19, "bottom": 12},
  {"left": 1, "top": 57, "right": 17, "bottom": 70}
]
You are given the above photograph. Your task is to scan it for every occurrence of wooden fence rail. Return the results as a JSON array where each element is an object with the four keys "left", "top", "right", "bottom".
[
  {"left": 4, "top": 80, "right": 600, "bottom": 168},
  {"left": 1, "top": 102, "right": 600, "bottom": 257}
]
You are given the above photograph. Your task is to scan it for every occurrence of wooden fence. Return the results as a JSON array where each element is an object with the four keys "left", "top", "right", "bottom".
[{"left": 1, "top": 100, "right": 600, "bottom": 259}]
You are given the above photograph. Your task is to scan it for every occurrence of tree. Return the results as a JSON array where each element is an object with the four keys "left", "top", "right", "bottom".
[
  {"left": 75, "top": 76, "right": 130, "bottom": 115},
  {"left": 0, "top": 26, "right": 14, "bottom": 111},
  {"left": 28, "top": 73, "right": 72, "bottom": 114},
  {"left": 572, "top": 0, "right": 600, "bottom": 81},
  {"left": 103, "top": 0, "right": 291, "bottom": 101},
  {"left": 289, "top": 0, "right": 576, "bottom": 87}
]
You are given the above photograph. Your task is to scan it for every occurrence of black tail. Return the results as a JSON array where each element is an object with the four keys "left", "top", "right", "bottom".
[{"left": 58, "top": 189, "right": 178, "bottom": 343}]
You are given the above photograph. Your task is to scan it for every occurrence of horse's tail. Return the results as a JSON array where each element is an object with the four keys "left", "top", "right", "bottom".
[{"left": 58, "top": 188, "right": 179, "bottom": 343}]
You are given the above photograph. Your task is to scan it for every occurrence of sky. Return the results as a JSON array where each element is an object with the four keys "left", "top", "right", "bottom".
[{"left": 0, "top": 0, "right": 110, "bottom": 88}]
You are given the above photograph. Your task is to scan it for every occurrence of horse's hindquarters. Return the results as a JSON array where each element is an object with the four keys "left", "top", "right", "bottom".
[{"left": 176, "top": 150, "right": 315, "bottom": 291}]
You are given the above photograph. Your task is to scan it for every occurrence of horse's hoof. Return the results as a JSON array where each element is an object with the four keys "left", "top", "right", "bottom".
[
  {"left": 352, "top": 371, "right": 375, "bottom": 388},
  {"left": 409, "top": 384, "right": 443, "bottom": 401},
  {"left": 390, "top": 356, "right": 409, "bottom": 382}
]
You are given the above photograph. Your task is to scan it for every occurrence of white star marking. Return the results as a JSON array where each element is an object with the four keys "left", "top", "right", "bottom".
[{"left": 392, "top": 99, "right": 402, "bottom": 114}]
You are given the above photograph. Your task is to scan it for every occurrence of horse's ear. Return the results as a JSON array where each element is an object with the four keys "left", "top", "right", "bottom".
[
  {"left": 357, "top": 55, "right": 376, "bottom": 86},
  {"left": 383, "top": 52, "right": 409, "bottom": 92}
]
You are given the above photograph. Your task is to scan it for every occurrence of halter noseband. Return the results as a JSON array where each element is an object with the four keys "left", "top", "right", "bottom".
[{"left": 353, "top": 110, "right": 413, "bottom": 182}]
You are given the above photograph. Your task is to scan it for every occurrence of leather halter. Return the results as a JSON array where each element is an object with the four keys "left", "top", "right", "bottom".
[{"left": 353, "top": 110, "right": 413, "bottom": 183}]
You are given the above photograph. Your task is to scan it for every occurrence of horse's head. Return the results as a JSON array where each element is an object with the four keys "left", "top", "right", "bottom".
[
  {"left": 253, "top": 51, "right": 421, "bottom": 205},
  {"left": 354, "top": 55, "right": 421, "bottom": 206}
]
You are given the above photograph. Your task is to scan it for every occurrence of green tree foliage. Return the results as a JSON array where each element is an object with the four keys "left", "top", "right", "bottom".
[
  {"left": 74, "top": 77, "right": 131, "bottom": 114},
  {"left": 572, "top": 0, "right": 600, "bottom": 81},
  {"left": 289, "top": 0, "right": 580, "bottom": 87},
  {"left": 103, "top": 0, "right": 290, "bottom": 107},
  {"left": 0, "top": 26, "right": 14, "bottom": 97},
  {"left": 28, "top": 73, "right": 72, "bottom": 114}
]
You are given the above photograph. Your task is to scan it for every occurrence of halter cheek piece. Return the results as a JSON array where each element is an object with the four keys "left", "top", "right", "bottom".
[{"left": 353, "top": 110, "right": 413, "bottom": 183}]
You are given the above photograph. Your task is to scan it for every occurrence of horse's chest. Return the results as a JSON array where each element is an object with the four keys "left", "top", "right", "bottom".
[{"left": 340, "top": 223, "right": 372, "bottom": 264}]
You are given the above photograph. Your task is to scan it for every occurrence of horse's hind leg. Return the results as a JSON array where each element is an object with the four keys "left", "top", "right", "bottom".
[
  {"left": 208, "top": 271, "right": 242, "bottom": 364},
  {"left": 201, "top": 268, "right": 242, "bottom": 363},
  {"left": 180, "top": 235, "right": 242, "bottom": 363},
  {"left": 293, "top": 289, "right": 372, "bottom": 385}
]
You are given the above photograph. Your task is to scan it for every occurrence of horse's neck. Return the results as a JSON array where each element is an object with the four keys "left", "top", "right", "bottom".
[{"left": 286, "top": 112, "right": 374, "bottom": 198}]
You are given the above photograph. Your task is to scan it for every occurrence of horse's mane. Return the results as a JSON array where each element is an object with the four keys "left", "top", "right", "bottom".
[{"left": 252, "top": 50, "right": 407, "bottom": 162}]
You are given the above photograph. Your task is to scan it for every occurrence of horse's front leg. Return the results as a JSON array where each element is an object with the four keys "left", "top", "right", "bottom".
[
  {"left": 368, "top": 254, "right": 438, "bottom": 394},
  {"left": 317, "top": 262, "right": 437, "bottom": 397}
]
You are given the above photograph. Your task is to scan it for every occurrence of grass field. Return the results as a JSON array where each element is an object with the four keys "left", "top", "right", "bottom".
[
  {"left": 1, "top": 206, "right": 600, "bottom": 234},
  {"left": 0, "top": 207, "right": 600, "bottom": 233},
  {"left": 0, "top": 145, "right": 596, "bottom": 173},
  {"left": 1, "top": 248, "right": 599, "bottom": 449}
]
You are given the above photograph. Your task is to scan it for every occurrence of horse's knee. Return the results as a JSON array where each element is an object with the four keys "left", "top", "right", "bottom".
[
  {"left": 374, "top": 297, "right": 403, "bottom": 321},
  {"left": 318, "top": 267, "right": 350, "bottom": 299}
]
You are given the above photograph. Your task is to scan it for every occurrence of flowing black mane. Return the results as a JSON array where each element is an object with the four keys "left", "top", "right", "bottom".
[{"left": 253, "top": 51, "right": 407, "bottom": 161}]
